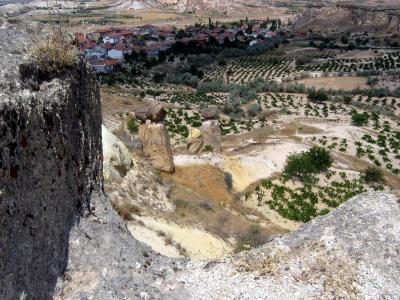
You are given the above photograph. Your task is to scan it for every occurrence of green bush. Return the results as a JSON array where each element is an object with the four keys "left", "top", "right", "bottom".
[
  {"left": 307, "top": 147, "right": 334, "bottom": 171},
  {"left": 307, "top": 89, "right": 328, "bottom": 102},
  {"left": 352, "top": 111, "right": 369, "bottom": 126},
  {"left": 283, "top": 147, "right": 333, "bottom": 182},
  {"left": 204, "top": 145, "right": 213, "bottom": 152},
  {"left": 296, "top": 56, "right": 313, "bottom": 66},
  {"left": 283, "top": 152, "right": 317, "bottom": 182},
  {"left": 127, "top": 118, "right": 139, "bottom": 134},
  {"left": 362, "top": 166, "right": 384, "bottom": 183},
  {"left": 247, "top": 103, "right": 262, "bottom": 117}
]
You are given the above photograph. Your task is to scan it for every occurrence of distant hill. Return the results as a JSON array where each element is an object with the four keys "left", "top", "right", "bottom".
[{"left": 293, "top": 3, "right": 400, "bottom": 33}]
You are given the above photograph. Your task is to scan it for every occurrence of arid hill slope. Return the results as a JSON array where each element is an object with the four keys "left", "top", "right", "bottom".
[
  {"left": 0, "top": 18, "right": 399, "bottom": 300},
  {"left": 294, "top": 4, "right": 400, "bottom": 33}
]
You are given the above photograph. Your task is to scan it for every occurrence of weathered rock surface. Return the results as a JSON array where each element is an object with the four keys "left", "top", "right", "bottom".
[
  {"left": 139, "top": 120, "right": 175, "bottom": 173},
  {"left": 294, "top": 4, "right": 400, "bottom": 33},
  {"left": 135, "top": 103, "right": 166, "bottom": 123},
  {"left": 102, "top": 125, "right": 133, "bottom": 181},
  {"left": 179, "top": 191, "right": 400, "bottom": 299},
  {"left": 201, "top": 119, "right": 222, "bottom": 152},
  {"left": 0, "top": 22, "right": 180, "bottom": 300},
  {"left": 187, "top": 128, "right": 203, "bottom": 153},
  {"left": 200, "top": 107, "right": 219, "bottom": 120}
]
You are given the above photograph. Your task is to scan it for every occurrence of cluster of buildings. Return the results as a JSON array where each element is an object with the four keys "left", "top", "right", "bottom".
[{"left": 76, "top": 22, "right": 280, "bottom": 73}]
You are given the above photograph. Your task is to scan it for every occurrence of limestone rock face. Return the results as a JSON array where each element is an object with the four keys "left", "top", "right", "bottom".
[
  {"left": 102, "top": 125, "right": 133, "bottom": 181},
  {"left": 139, "top": 120, "right": 175, "bottom": 173},
  {"left": 187, "top": 128, "right": 203, "bottom": 153},
  {"left": 179, "top": 192, "right": 400, "bottom": 299},
  {"left": 201, "top": 120, "right": 222, "bottom": 152}
]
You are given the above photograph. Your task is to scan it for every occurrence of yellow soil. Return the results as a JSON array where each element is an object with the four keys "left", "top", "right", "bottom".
[
  {"left": 163, "top": 164, "right": 233, "bottom": 204},
  {"left": 128, "top": 216, "right": 233, "bottom": 260},
  {"left": 295, "top": 77, "right": 368, "bottom": 91}
]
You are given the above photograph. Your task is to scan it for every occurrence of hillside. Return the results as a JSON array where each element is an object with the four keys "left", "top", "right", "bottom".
[
  {"left": 294, "top": 3, "right": 400, "bottom": 33},
  {"left": 1, "top": 18, "right": 400, "bottom": 299}
]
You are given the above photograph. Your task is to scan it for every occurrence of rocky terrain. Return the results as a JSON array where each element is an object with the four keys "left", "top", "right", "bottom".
[
  {"left": 1, "top": 17, "right": 400, "bottom": 300},
  {"left": 294, "top": 3, "right": 400, "bottom": 33}
]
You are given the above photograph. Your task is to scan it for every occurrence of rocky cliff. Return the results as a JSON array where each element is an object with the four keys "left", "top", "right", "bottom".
[
  {"left": 294, "top": 4, "right": 400, "bottom": 33},
  {"left": 1, "top": 19, "right": 399, "bottom": 300},
  {"left": 0, "top": 20, "right": 181, "bottom": 300}
]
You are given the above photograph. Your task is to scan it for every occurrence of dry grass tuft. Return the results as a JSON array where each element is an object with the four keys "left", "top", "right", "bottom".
[
  {"left": 30, "top": 30, "right": 77, "bottom": 77},
  {"left": 111, "top": 200, "right": 141, "bottom": 221}
]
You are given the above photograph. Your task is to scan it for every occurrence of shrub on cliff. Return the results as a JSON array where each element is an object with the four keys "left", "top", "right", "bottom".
[{"left": 30, "top": 30, "right": 77, "bottom": 77}]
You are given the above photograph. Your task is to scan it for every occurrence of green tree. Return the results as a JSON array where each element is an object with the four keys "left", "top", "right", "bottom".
[
  {"left": 308, "top": 89, "right": 328, "bottom": 102},
  {"left": 351, "top": 111, "right": 369, "bottom": 126}
]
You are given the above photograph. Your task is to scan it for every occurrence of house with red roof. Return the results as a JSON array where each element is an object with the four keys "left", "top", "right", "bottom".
[{"left": 89, "top": 59, "right": 121, "bottom": 73}]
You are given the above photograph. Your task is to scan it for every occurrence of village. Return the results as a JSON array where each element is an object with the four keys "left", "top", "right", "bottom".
[{"left": 75, "top": 19, "right": 283, "bottom": 73}]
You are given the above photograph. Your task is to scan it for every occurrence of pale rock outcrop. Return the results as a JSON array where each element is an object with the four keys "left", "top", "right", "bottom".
[
  {"left": 187, "top": 128, "right": 203, "bottom": 153},
  {"left": 102, "top": 125, "right": 133, "bottom": 181},
  {"left": 201, "top": 119, "right": 222, "bottom": 152},
  {"left": 135, "top": 103, "right": 166, "bottom": 123},
  {"left": 200, "top": 107, "right": 219, "bottom": 120},
  {"left": 139, "top": 120, "right": 175, "bottom": 173},
  {"left": 179, "top": 191, "right": 400, "bottom": 299}
]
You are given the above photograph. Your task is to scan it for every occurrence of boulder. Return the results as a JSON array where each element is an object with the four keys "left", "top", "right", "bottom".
[
  {"left": 135, "top": 103, "right": 166, "bottom": 123},
  {"left": 139, "top": 120, "right": 174, "bottom": 173},
  {"left": 201, "top": 120, "right": 222, "bottom": 152},
  {"left": 102, "top": 125, "right": 133, "bottom": 181},
  {"left": 200, "top": 107, "right": 219, "bottom": 120},
  {"left": 187, "top": 128, "right": 203, "bottom": 154}
]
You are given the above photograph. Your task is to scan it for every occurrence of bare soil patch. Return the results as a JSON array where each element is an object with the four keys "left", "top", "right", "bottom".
[{"left": 295, "top": 76, "right": 368, "bottom": 91}]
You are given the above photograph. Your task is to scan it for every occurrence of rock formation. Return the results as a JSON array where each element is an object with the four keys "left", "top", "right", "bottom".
[
  {"left": 135, "top": 103, "right": 166, "bottom": 123},
  {"left": 139, "top": 120, "right": 175, "bottom": 173},
  {"left": 200, "top": 108, "right": 222, "bottom": 152},
  {"left": 187, "top": 128, "right": 203, "bottom": 153},
  {"left": 294, "top": 4, "right": 400, "bottom": 33},
  {"left": 1, "top": 20, "right": 400, "bottom": 300},
  {"left": 0, "top": 22, "right": 179, "bottom": 300},
  {"left": 136, "top": 103, "right": 175, "bottom": 173},
  {"left": 179, "top": 191, "right": 400, "bottom": 299},
  {"left": 201, "top": 120, "right": 222, "bottom": 152},
  {"left": 102, "top": 125, "right": 133, "bottom": 181}
]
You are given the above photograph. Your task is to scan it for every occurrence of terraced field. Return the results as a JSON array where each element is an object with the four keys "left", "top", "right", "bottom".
[
  {"left": 202, "top": 55, "right": 295, "bottom": 83},
  {"left": 297, "top": 52, "right": 400, "bottom": 73}
]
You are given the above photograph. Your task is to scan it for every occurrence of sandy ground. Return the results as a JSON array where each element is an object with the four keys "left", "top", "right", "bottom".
[
  {"left": 174, "top": 140, "right": 309, "bottom": 192},
  {"left": 127, "top": 216, "right": 233, "bottom": 260},
  {"left": 295, "top": 77, "right": 368, "bottom": 91}
]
